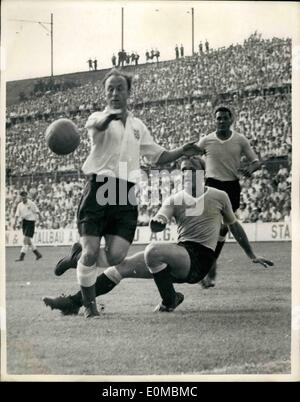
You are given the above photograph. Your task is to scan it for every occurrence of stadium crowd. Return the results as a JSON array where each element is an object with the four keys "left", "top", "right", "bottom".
[
  {"left": 6, "top": 157, "right": 291, "bottom": 231},
  {"left": 6, "top": 92, "right": 291, "bottom": 175},
  {"left": 6, "top": 35, "right": 291, "bottom": 122},
  {"left": 6, "top": 34, "right": 292, "bottom": 229}
]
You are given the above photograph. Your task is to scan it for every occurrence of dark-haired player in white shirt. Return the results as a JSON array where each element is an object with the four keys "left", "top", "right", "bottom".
[{"left": 13, "top": 191, "right": 42, "bottom": 262}]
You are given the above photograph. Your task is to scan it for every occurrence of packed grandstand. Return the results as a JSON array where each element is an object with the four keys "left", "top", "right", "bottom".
[{"left": 6, "top": 33, "right": 292, "bottom": 230}]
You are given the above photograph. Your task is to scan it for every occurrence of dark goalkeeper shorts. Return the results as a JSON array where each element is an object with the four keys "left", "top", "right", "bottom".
[
  {"left": 172, "top": 241, "right": 216, "bottom": 284},
  {"left": 205, "top": 177, "right": 241, "bottom": 212},
  {"left": 22, "top": 219, "right": 35, "bottom": 238},
  {"left": 77, "top": 175, "right": 138, "bottom": 243}
]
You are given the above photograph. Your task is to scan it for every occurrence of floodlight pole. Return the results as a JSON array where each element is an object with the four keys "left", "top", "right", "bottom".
[
  {"left": 51, "top": 13, "right": 53, "bottom": 77},
  {"left": 121, "top": 7, "right": 124, "bottom": 51},
  {"left": 9, "top": 14, "right": 54, "bottom": 77},
  {"left": 192, "top": 7, "right": 194, "bottom": 55}
]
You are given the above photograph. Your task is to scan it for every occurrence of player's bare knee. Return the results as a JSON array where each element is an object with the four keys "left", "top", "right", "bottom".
[
  {"left": 106, "top": 250, "right": 127, "bottom": 266},
  {"left": 80, "top": 249, "right": 98, "bottom": 266},
  {"left": 145, "top": 243, "right": 162, "bottom": 265}
]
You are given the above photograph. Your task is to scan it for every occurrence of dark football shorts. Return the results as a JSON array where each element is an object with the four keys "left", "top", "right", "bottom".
[
  {"left": 171, "top": 241, "right": 216, "bottom": 284},
  {"left": 205, "top": 177, "right": 241, "bottom": 212},
  {"left": 22, "top": 219, "right": 35, "bottom": 238},
  {"left": 77, "top": 175, "right": 138, "bottom": 243}
]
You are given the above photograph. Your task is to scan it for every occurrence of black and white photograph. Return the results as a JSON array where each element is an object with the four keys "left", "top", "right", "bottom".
[{"left": 1, "top": 0, "right": 299, "bottom": 383}]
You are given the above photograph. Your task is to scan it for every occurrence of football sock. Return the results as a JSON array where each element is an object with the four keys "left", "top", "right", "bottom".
[
  {"left": 207, "top": 261, "right": 217, "bottom": 280},
  {"left": 215, "top": 240, "right": 225, "bottom": 259},
  {"left": 21, "top": 245, "right": 29, "bottom": 254},
  {"left": 33, "top": 249, "right": 41, "bottom": 257},
  {"left": 80, "top": 284, "right": 97, "bottom": 307},
  {"left": 152, "top": 267, "right": 176, "bottom": 307},
  {"left": 70, "top": 271, "right": 119, "bottom": 307},
  {"left": 77, "top": 262, "right": 97, "bottom": 308},
  {"left": 77, "top": 262, "right": 96, "bottom": 287},
  {"left": 205, "top": 241, "right": 225, "bottom": 280},
  {"left": 104, "top": 266, "right": 122, "bottom": 284},
  {"left": 95, "top": 273, "right": 118, "bottom": 296}
]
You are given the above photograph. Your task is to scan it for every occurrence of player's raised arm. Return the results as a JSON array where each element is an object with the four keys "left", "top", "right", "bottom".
[
  {"left": 150, "top": 197, "right": 175, "bottom": 233},
  {"left": 240, "top": 137, "right": 261, "bottom": 177},
  {"left": 85, "top": 110, "right": 122, "bottom": 132},
  {"left": 221, "top": 192, "right": 273, "bottom": 268},
  {"left": 196, "top": 136, "right": 207, "bottom": 156},
  {"left": 156, "top": 137, "right": 202, "bottom": 165}
]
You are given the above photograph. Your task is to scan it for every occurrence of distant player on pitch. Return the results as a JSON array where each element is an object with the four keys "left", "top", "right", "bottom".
[
  {"left": 196, "top": 105, "right": 261, "bottom": 287},
  {"left": 51, "top": 68, "right": 200, "bottom": 318},
  {"left": 13, "top": 191, "right": 42, "bottom": 262},
  {"left": 43, "top": 158, "right": 273, "bottom": 316}
]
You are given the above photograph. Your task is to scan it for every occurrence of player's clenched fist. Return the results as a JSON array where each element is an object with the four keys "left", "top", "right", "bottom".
[
  {"left": 150, "top": 214, "right": 168, "bottom": 232},
  {"left": 181, "top": 140, "right": 202, "bottom": 157}
]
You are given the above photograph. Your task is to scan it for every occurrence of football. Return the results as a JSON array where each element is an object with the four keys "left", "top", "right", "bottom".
[{"left": 45, "top": 118, "right": 80, "bottom": 155}]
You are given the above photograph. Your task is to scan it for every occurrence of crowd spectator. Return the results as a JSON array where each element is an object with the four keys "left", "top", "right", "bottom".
[
  {"left": 93, "top": 58, "right": 98, "bottom": 71},
  {"left": 199, "top": 42, "right": 203, "bottom": 54},
  {"left": 87, "top": 59, "right": 93, "bottom": 71},
  {"left": 205, "top": 39, "right": 209, "bottom": 53},
  {"left": 180, "top": 44, "right": 184, "bottom": 58}
]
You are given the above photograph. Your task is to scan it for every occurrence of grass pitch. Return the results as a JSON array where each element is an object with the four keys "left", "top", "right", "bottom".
[{"left": 4, "top": 242, "right": 291, "bottom": 377}]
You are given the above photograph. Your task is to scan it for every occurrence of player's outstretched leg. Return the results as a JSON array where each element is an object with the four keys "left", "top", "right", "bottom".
[
  {"left": 43, "top": 294, "right": 81, "bottom": 315},
  {"left": 54, "top": 242, "right": 82, "bottom": 276},
  {"left": 43, "top": 251, "right": 150, "bottom": 315}
]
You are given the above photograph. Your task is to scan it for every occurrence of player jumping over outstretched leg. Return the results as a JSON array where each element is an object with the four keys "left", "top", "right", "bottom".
[
  {"left": 48, "top": 68, "right": 201, "bottom": 318},
  {"left": 43, "top": 158, "right": 273, "bottom": 315}
]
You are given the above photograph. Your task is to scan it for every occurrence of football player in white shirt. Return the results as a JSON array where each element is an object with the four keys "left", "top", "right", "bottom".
[
  {"left": 13, "top": 191, "right": 42, "bottom": 262},
  {"left": 43, "top": 158, "right": 272, "bottom": 315},
  {"left": 53, "top": 69, "right": 201, "bottom": 318},
  {"left": 196, "top": 105, "right": 261, "bottom": 288}
]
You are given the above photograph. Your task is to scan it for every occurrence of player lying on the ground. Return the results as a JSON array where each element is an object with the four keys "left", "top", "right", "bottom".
[{"left": 43, "top": 158, "right": 273, "bottom": 315}]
